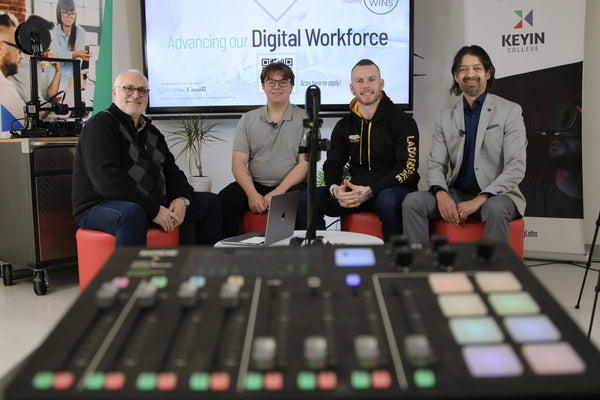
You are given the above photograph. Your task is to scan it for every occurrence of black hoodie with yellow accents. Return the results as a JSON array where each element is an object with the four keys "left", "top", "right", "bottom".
[{"left": 324, "top": 91, "right": 419, "bottom": 196}]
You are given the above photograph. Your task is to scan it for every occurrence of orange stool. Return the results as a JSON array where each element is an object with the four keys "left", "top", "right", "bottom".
[
  {"left": 238, "top": 211, "right": 268, "bottom": 234},
  {"left": 76, "top": 226, "right": 179, "bottom": 292},
  {"left": 340, "top": 212, "right": 384, "bottom": 240},
  {"left": 429, "top": 218, "right": 524, "bottom": 259}
]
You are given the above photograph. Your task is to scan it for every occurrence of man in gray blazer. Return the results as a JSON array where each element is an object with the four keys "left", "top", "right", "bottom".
[{"left": 403, "top": 45, "right": 526, "bottom": 243}]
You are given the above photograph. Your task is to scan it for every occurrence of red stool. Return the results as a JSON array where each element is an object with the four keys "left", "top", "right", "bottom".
[
  {"left": 429, "top": 218, "right": 524, "bottom": 259},
  {"left": 76, "top": 226, "right": 179, "bottom": 292},
  {"left": 238, "top": 211, "right": 268, "bottom": 234},
  {"left": 340, "top": 212, "right": 384, "bottom": 240}
]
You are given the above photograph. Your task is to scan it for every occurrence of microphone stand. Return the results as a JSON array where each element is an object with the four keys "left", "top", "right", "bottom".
[
  {"left": 575, "top": 210, "right": 600, "bottom": 337},
  {"left": 291, "top": 85, "right": 329, "bottom": 246}
]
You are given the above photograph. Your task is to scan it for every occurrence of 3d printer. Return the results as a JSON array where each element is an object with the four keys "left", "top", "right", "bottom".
[{"left": 14, "top": 15, "right": 89, "bottom": 137}]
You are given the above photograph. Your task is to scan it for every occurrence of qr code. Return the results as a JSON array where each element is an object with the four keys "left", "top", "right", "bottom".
[{"left": 260, "top": 57, "right": 294, "bottom": 67}]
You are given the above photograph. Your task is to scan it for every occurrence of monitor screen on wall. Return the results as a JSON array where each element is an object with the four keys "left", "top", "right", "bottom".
[{"left": 141, "top": 0, "right": 414, "bottom": 115}]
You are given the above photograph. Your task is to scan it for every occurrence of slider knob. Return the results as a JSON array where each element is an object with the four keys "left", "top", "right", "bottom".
[
  {"left": 394, "top": 246, "right": 414, "bottom": 268},
  {"left": 252, "top": 336, "right": 277, "bottom": 370},
  {"left": 431, "top": 235, "right": 448, "bottom": 252},
  {"left": 177, "top": 281, "right": 199, "bottom": 308},
  {"left": 219, "top": 281, "right": 240, "bottom": 308},
  {"left": 354, "top": 335, "right": 379, "bottom": 369},
  {"left": 477, "top": 241, "right": 495, "bottom": 261},
  {"left": 304, "top": 336, "right": 327, "bottom": 370},
  {"left": 437, "top": 245, "right": 457, "bottom": 268}
]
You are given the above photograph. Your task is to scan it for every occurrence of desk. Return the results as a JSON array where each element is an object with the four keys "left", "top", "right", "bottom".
[
  {"left": 215, "top": 230, "right": 384, "bottom": 248},
  {"left": 0, "top": 137, "right": 78, "bottom": 294}
]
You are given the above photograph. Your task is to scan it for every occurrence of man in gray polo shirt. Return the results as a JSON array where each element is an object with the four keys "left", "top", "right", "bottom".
[{"left": 218, "top": 62, "right": 308, "bottom": 238}]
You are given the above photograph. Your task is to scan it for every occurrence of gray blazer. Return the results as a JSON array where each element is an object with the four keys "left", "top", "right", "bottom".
[{"left": 428, "top": 93, "right": 527, "bottom": 216}]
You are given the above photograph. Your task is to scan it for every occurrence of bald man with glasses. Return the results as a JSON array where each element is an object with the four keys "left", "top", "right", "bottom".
[{"left": 72, "top": 69, "right": 222, "bottom": 247}]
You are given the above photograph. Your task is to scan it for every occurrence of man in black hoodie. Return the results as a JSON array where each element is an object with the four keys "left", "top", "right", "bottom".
[{"left": 299, "top": 59, "right": 419, "bottom": 241}]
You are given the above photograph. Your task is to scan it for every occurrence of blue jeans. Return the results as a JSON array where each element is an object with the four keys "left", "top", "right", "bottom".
[
  {"left": 78, "top": 192, "right": 222, "bottom": 247},
  {"left": 298, "top": 186, "right": 415, "bottom": 241}
]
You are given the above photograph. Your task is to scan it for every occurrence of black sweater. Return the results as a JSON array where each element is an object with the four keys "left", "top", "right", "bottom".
[
  {"left": 324, "top": 92, "right": 419, "bottom": 195},
  {"left": 72, "top": 104, "right": 192, "bottom": 222}
]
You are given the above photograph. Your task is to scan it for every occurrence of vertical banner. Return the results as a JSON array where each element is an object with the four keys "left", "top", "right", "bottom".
[
  {"left": 464, "top": 0, "right": 585, "bottom": 257},
  {"left": 92, "top": 0, "right": 112, "bottom": 115}
]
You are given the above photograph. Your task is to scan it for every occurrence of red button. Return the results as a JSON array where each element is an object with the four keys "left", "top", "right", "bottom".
[
  {"left": 264, "top": 371, "right": 284, "bottom": 391},
  {"left": 104, "top": 372, "right": 126, "bottom": 391},
  {"left": 210, "top": 372, "right": 230, "bottom": 391},
  {"left": 371, "top": 370, "right": 392, "bottom": 389},
  {"left": 157, "top": 372, "right": 178, "bottom": 391},
  {"left": 317, "top": 371, "right": 337, "bottom": 390},
  {"left": 52, "top": 372, "right": 74, "bottom": 390}
]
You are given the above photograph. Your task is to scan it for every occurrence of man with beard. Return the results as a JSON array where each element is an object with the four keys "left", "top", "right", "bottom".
[
  {"left": 298, "top": 59, "right": 420, "bottom": 241},
  {"left": 0, "top": 12, "right": 24, "bottom": 137},
  {"left": 519, "top": 103, "right": 583, "bottom": 218},
  {"left": 402, "top": 45, "right": 527, "bottom": 244}
]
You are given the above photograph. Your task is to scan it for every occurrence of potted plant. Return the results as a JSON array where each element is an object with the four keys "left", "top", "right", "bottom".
[{"left": 168, "top": 115, "right": 224, "bottom": 192}]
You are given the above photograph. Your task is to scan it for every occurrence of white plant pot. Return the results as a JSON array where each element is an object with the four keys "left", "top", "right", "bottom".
[{"left": 188, "top": 176, "right": 212, "bottom": 192}]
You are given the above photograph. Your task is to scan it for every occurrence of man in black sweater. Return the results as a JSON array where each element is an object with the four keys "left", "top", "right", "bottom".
[
  {"left": 72, "top": 69, "right": 221, "bottom": 246},
  {"left": 298, "top": 59, "right": 420, "bottom": 241}
]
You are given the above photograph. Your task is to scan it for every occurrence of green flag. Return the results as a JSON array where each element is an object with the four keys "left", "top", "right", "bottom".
[{"left": 92, "top": 0, "right": 113, "bottom": 115}]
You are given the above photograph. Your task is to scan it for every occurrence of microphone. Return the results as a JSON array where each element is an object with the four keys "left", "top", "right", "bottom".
[
  {"left": 459, "top": 129, "right": 465, "bottom": 137},
  {"left": 306, "top": 85, "right": 320, "bottom": 122},
  {"left": 267, "top": 121, "right": 279, "bottom": 128}
]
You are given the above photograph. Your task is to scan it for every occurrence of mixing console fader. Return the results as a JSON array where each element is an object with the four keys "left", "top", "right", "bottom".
[{"left": 5, "top": 241, "right": 600, "bottom": 399}]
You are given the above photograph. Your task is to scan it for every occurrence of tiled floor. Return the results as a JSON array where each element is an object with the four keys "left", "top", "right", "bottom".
[{"left": 0, "top": 257, "right": 599, "bottom": 384}]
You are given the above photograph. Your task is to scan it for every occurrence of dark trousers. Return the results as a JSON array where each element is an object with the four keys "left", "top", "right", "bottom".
[
  {"left": 218, "top": 181, "right": 307, "bottom": 238},
  {"left": 297, "top": 186, "right": 416, "bottom": 242},
  {"left": 77, "top": 192, "right": 223, "bottom": 247}
]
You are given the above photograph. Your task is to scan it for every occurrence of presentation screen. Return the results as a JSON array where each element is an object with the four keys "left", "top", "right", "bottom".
[{"left": 141, "top": 0, "right": 413, "bottom": 115}]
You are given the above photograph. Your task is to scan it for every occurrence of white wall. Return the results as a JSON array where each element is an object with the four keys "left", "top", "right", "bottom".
[{"left": 113, "top": 0, "right": 600, "bottom": 246}]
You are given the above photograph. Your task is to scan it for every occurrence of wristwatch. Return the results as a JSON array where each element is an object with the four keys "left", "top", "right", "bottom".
[{"left": 180, "top": 197, "right": 190, "bottom": 207}]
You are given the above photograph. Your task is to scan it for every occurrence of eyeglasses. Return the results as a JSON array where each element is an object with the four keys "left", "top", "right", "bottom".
[
  {"left": 115, "top": 85, "right": 150, "bottom": 97},
  {"left": 2, "top": 40, "right": 19, "bottom": 50},
  {"left": 60, "top": 10, "right": 77, "bottom": 18},
  {"left": 264, "top": 79, "right": 291, "bottom": 88}
]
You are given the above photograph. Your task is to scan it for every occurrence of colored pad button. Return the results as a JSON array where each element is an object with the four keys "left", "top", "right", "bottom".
[
  {"left": 449, "top": 317, "right": 504, "bottom": 344},
  {"left": 245, "top": 371, "right": 263, "bottom": 391},
  {"left": 428, "top": 273, "right": 473, "bottom": 294},
  {"left": 188, "top": 275, "right": 206, "bottom": 288},
  {"left": 413, "top": 369, "right": 436, "bottom": 388},
  {"left": 297, "top": 371, "right": 317, "bottom": 390},
  {"left": 371, "top": 370, "right": 392, "bottom": 389},
  {"left": 189, "top": 372, "right": 210, "bottom": 391},
  {"left": 263, "top": 371, "right": 284, "bottom": 391},
  {"left": 150, "top": 275, "right": 168, "bottom": 289},
  {"left": 317, "top": 371, "right": 337, "bottom": 390},
  {"left": 111, "top": 276, "right": 130, "bottom": 289},
  {"left": 85, "top": 372, "right": 105, "bottom": 391},
  {"left": 522, "top": 342, "right": 586, "bottom": 375},
  {"left": 157, "top": 372, "right": 178, "bottom": 391},
  {"left": 438, "top": 293, "right": 488, "bottom": 317},
  {"left": 32, "top": 371, "right": 54, "bottom": 390},
  {"left": 351, "top": 370, "right": 371, "bottom": 389},
  {"left": 52, "top": 371, "right": 74, "bottom": 390},
  {"left": 488, "top": 292, "right": 540, "bottom": 315},
  {"left": 504, "top": 315, "right": 561, "bottom": 343},
  {"left": 210, "top": 372, "right": 230, "bottom": 391},
  {"left": 462, "top": 344, "right": 524, "bottom": 378},
  {"left": 136, "top": 372, "right": 157, "bottom": 391},
  {"left": 474, "top": 271, "right": 522, "bottom": 293},
  {"left": 104, "top": 371, "right": 126, "bottom": 391}
]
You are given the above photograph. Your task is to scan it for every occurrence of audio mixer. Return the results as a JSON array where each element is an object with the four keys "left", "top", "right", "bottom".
[{"left": 5, "top": 240, "right": 600, "bottom": 399}]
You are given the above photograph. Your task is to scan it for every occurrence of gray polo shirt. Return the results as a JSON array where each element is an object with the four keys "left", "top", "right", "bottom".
[{"left": 233, "top": 103, "right": 307, "bottom": 187}]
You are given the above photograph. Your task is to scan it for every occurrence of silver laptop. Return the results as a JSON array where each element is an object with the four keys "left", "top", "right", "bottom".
[{"left": 219, "top": 191, "right": 300, "bottom": 246}]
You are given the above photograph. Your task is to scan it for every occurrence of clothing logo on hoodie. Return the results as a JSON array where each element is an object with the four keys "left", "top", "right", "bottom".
[{"left": 349, "top": 134, "right": 361, "bottom": 143}]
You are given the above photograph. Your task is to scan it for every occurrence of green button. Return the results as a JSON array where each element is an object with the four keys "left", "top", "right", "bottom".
[
  {"left": 351, "top": 370, "right": 371, "bottom": 389},
  {"left": 488, "top": 292, "right": 540, "bottom": 315},
  {"left": 299, "top": 264, "right": 308, "bottom": 274},
  {"left": 32, "top": 371, "right": 54, "bottom": 390},
  {"left": 297, "top": 371, "right": 317, "bottom": 390},
  {"left": 286, "top": 264, "right": 295, "bottom": 273},
  {"left": 245, "top": 372, "right": 263, "bottom": 391},
  {"left": 414, "top": 369, "right": 436, "bottom": 388},
  {"left": 136, "top": 372, "right": 157, "bottom": 391},
  {"left": 189, "top": 372, "right": 210, "bottom": 391},
  {"left": 150, "top": 275, "right": 168, "bottom": 289},
  {"left": 85, "top": 372, "right": 105, "bottom": 390}
]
